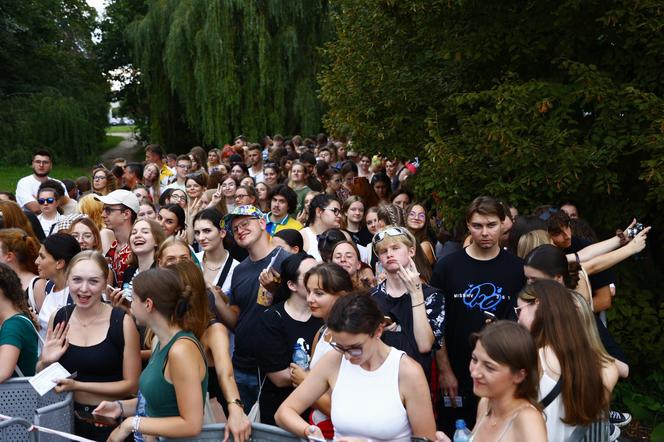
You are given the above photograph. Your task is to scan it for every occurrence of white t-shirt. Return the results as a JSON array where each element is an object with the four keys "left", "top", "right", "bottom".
[
  {"left": 249, "top": 168, "right": 265, "bottom": 184},
  {"left": 15, "top": 175, "right": 66, "bottom": 208},
  {"left": 37, "top": 213, "right": 62, "bottom": 237},
  {"left": 38, "top": 287, "right": 70, "bottom": 340}
]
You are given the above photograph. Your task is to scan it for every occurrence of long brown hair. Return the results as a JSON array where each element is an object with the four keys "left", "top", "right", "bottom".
[
  {"left": 0, "top": 201, "right": 38, "bottom": 240},
  {"left": 470, "top": 321, "right": 540, "bottom": 409},
  {"left": 520, "top": 280, "right": 608, "bottom": 425},
  {"left": 132, "top": 268, "right": 207, "bottom": 339},
  {"left": 167, "top": 260, "right": 211, "bottom": 339},
  {"left": 127, "top": 218, "right": 167, "bottom": 266}
]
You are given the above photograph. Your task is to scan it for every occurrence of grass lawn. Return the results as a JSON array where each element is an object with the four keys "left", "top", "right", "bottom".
[
  {"left": 106, "top": 125, "right": 136, "bottom": 133},
  {"left": 0, "top": 165, "right": 89, "bottom": 193},
  {"left": 104, "top": 135, "right": 124, "bottom": 151},
  {"left": 0, "top": 134, "right": 125, "bottom": 193}
]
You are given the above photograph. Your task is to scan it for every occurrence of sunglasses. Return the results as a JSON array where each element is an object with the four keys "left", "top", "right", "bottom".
[
  {"left": 372, "top": 226, "right": 409, "bottom": 247},
  {"left": 330, "top": 341, "right": 365, "bottom": 357},
  {"left": 38, "top": 197, "right": 56, "bottom": 205}
]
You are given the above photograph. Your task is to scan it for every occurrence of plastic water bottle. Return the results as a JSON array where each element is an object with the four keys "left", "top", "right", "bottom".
[
  {"left": 292, "top": 338, "right": 309, "bottom": 369},
  {"left": 453, "top": 419, "right": 471, "bottom": 442}
]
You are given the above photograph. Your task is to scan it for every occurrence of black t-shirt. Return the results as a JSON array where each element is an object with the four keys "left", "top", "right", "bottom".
[
  {"left": 564, "top": 236, "right": 615, "bottom": 291},
  {"left": 254, "top": 302, "right": 322, "bottom": 425},
  {"left": 370, "top": 281, "right": 445, "bottom": 380},
  {"left": 347, "top": 225, "right": 373, "bottom": 247},
  {"left": 229, "top": 247, "right": 289, "bottom": 370},
  {"left": 430, "top": 248, "right": 525, "bottom": 394}
]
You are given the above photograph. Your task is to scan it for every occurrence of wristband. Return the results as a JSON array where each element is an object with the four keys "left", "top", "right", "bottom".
[
  {"left": 412, "top": 301, "right": 425, "bottom": 308},
  {"left": 132, "top": 415, "right": 141, "bottom": 433},
  {"left": 115, "top": 400, "right": 124, "bottom": 418}
]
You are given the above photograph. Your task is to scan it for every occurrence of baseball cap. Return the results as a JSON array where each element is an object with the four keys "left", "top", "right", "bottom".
[
  {"left": 220, "top": 205, "right": 265, "bottom": 237},
  {"left": 93, "top": 189, "right": 140, "bottom": 214}
]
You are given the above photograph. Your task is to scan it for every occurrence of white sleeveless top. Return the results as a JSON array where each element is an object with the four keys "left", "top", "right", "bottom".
[
  {"left": 332, "top": 347, "right": 411, "bottom": 442},
  {"left": 309, "top": 327, "right": 333, "bottom": 424},
  {"left": 538, "top": 352, "right": 576, "bottom": 441},
  {"left": 300, "top": 227, "right": 323, "bottom": 262}
]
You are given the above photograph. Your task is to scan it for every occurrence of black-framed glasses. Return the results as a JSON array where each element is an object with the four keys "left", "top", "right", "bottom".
[
  {"left": 324, "top": 207, "right": 342, "bottom": 216},
  {"left": 38, "top": 197, "right": 55, "bottom": 205},
  {"left": 372, "top": 226, "right": 409, "bottom": 247},
  {"left": 235, "top": 193, "right": 250, "bottom": 200},
  {"left": 514, "top": 300, "right": 536, "bottom": 318}
]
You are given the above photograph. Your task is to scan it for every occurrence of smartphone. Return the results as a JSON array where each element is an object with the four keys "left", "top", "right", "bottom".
[
  {"left": 107, "top": 285, "right": 131, "bottom": 307},
  {"left": 74, "top": 410, "right": 118, "bottom": 427}
]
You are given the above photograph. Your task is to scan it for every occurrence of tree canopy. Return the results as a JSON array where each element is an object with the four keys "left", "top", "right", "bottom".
[
  {"left": 123, "top": 0, "right": 332, "bottom": 150},
  {"left": 0, "top": 0, "right": 108, "bottom": 165},
  {"left": 320, "top": 0, "right": 664, "bottom": 235}
]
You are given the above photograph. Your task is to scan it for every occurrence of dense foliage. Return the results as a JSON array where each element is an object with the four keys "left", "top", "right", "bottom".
[
  {"left": 320, "top": 0, "right": 664, "bottom": 434},
  {"left": 124, "top": 0, "right": 332, "bottom": 150},
  {"left": 0, "top": 0, "right": 108, "bottom": 165}
]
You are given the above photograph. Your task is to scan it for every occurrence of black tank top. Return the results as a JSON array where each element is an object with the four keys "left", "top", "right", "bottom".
[{"left": 54, "top": 305, "right": 126, "bottom": 383}]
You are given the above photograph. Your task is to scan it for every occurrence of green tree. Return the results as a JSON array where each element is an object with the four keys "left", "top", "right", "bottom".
[
  {"left": 320, "top": 1, "right": 664, "bottom": 433},
  {"left": 124, "top": 0, "right": 332, "bottom": 151},
  {"left": 0, "top": 0, "right": 109, "bottom": 165}
]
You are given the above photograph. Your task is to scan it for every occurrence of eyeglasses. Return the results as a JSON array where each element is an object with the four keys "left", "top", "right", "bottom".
[
  {"left": 103, "top": 206, "right": 125, "bottom": 214},
  {"left": 372, "top": 226, "right": 409, "bottom": 247},
  {"left": 330, "top": 337, "right": 370, "bottom": 357},
  {"left": 514, "top": 300, "right": 536, "bottom": 318},
  {"left": 408, "top": 211, "right": 426, "bottom": 221},
  {"left": 93, "top": 175, "right": 106, "bottom": 181},
  {"left": 324, "top": 207, "right": 342, "bottom": 216},
  {"left": 38, "top": 197, "right": 55, "bottom": 205},
  {"left": 71, "top": 233, "right": 94, "bottom": 241},
  {"left": 176, "top": 163, "right": 190, "bottom": 169},
  {"left": 232, "top": 218, "right": 258, "bottom": 234},
  {"left": 235, "top": 193, "right": 250, "bottom": 200},
  {"left": 171, "top": 194, "right": 186, "bottom": 201}
]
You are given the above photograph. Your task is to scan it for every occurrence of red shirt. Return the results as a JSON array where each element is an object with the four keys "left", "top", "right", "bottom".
[{"left": 106, "top": 241, "right": 132, "bottom": 287}]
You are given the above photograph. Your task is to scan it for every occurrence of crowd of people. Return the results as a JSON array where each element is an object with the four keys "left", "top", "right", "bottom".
[{"left": 0, "top": 134, "right": 651, "bottom": 442}]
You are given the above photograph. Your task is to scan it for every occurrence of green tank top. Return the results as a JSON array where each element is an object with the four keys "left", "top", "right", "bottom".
[{"left": 139, "top": 330, "right": 208, "bottom": 418}]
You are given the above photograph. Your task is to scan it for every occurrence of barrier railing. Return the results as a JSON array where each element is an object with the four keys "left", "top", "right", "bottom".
[
  {"left": 0, "top": 377, "right": 73, "bottom": 442},
  {"left": 163, "top": 422, "right": 304, "bottom": 441}
]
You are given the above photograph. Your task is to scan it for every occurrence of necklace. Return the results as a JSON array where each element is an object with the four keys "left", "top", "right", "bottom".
[
  {"left": 203, "top": 255, "right": 223, "bottom": 271},
  {"left": 74, "top": 304, "right": 105, "bottom": 327}
]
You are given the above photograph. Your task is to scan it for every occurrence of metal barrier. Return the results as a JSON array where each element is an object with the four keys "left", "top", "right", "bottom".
[
  {"left": 0, "top": 378, "right": 73, "bottom": 442},
  {"left": 0, "top": 418, "right": 37, "bottom": 442},
  {"left": 164, "top": 422, "right": 304, "bottom": 441}
]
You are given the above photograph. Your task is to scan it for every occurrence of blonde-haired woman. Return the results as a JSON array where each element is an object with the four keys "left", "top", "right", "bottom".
[
  {"left": 37, "top": 250, "right": 141, "bottom": 440},
  {"left": 77, "top": 194, "right": 115, "bottom": 254}
]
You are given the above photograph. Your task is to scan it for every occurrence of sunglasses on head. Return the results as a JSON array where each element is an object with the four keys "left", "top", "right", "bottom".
[
  {"left": 372, "top": 226, "right": 409, "bottom": 247},
  {"left": 38, "top": 197, "right": 56, "bottom": 205}
]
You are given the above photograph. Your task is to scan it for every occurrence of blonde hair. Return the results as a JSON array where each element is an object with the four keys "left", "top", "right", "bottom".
[
  {"left": 77, "top": 194, "right": 105, "bottom": 230},
  {"left": 65, "top": 250, "right": 109, "bottom": 280},
  {"left": 373, "top": 225, "right": 416, "bottom": 254},
  {"left": 571, "top": 291, "right": 614, "bottom": 364},
  {"left": 67, "top": 217, "right": 102, "bottom": 252},
  {"left": 517, "top": 229, "right": 551, "bottom": 259}
]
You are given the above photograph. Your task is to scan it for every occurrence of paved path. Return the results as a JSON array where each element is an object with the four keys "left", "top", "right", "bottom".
[{"left": 100, "top": 131, "right": 142, "bottom": 166}]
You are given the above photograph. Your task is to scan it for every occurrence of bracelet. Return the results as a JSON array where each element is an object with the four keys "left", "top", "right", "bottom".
[
  {"left": 115, "top": 400, "right": 124, "bottom": 418},
  {"left": 616, "top": 229, "right": 628, "bottom": 246},
  {"left": 132, "top": 415, "right": 141, "bottom": 433},
  {"left": 412, "top": 301, "right": 425, "bottom": 308},
  {"left": 303, "top": 425, "right": 317, "bottom": 438}
]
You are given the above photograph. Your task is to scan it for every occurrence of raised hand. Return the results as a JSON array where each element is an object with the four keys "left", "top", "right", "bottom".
[{"left": 40, "top": 322, "right": 70, "bottom": 366}]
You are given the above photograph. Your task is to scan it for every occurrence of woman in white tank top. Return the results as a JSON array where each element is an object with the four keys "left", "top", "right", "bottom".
[{"left": 276, "top": 292, "right": 436, "bottom": 442}]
